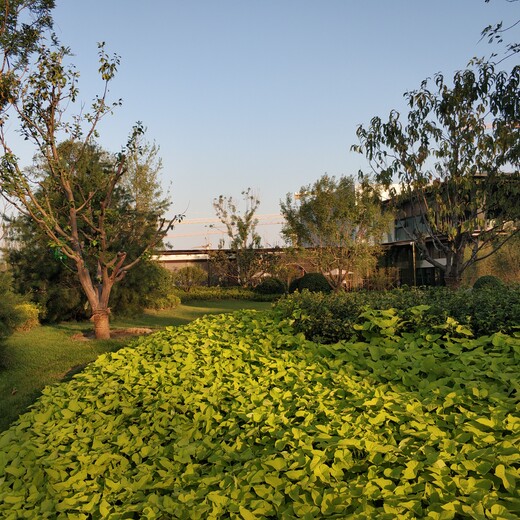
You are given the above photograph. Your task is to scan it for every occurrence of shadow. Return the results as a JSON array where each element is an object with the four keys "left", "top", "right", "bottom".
[{"left": 61, "top": 363, "right": 89, "bottom": 381}]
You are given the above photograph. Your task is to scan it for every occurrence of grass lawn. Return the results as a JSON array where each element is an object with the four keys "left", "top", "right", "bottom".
[{"left": 0, "top": 299, "right": 271, "bottom": 432}]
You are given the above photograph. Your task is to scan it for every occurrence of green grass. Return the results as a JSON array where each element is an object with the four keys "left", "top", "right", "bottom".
[{"left": 0, "top": 300, "right": 271, "bottom": 432}]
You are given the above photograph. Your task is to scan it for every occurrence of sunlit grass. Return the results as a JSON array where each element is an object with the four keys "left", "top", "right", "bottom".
[{"left": 0, "top": 300, "right": 271, "bottom": 431}]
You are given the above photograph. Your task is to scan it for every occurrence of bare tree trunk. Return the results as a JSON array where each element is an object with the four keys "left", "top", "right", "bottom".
[
  {"left": 444, "top": 249, "right": 464, "bottom": 290},
  {"left": 91, "top": 309, "right": 111, "bottom": 340},
  {"left": 76, "top": 262, "right": 115, "bottom": 339},
  {"left": 444, "top": 273, "right": 462, "bottom": 290}
]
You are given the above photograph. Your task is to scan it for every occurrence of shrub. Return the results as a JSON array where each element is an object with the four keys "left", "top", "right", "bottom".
[
  {"left": 13, "top": 303, "right": 40, "bottom": 332},
  {"left": 274, "top": 285, "right": 520, "bottom": 342},
  {"left": 172, "top": 286, "right": 280, "bottom": 303},
  {"left": 110, "top": 262, "right": 179, "bottom": 316},
  {"left": 473, "top": 274, "right": 503, "bottom": 290},
  {"left": 290, "top": 272, "right": 331, "bottom": 293},
  {"left": 172, "top": 266, "right": 207, "bottom": 292},
  {"left": 0, "top": 271, "right": 28, "bottom": 338},
  {"left": 146, "top": 293, "right": 181, "bottom": 311},
  {"left": 253, "top": 277, "right": 285, "bottom": 295},
  {"left": 288, "top": 276, "right": 301, "bottom": 293}
]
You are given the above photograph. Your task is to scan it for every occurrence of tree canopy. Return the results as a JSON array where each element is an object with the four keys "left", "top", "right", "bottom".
[
  {"left": 354, "top": 61, "right": 520, "bottom": 288},
  {"left": 212, "top": 188, "right": 265, "bottom": 287},
  {"left": 0, "top": 0, "right": 54, "bottom": 107},
  {"left": 280, "top": 175, "right": 392, "bottom": 291}
]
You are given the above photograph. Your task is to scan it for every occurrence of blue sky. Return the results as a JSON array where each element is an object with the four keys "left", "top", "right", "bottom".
[{"left": 20, "top": 1, "right": 520, "bottom": 248}]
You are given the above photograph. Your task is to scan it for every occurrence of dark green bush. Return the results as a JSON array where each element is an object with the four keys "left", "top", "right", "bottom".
[
  {"left": 172, "top": 286, "right": 281, "bottom": 303},
  {"left": 290, "top": 272, "right": 331, "bottom": 293},
  {"left": 288, "top": 276, "right": 301, "bottom": 293},
  {"left": 110, "top": 262, "right": 179, "bottom": 316},
  {"left": 473, "top": 275, "right": 503, "bottom": 290},
  {"left": 253, "top": 277, "right": 285, "bottom": 295},
  {"left": 274, "top": 285, "right": 520, "bottom": 343},
  {"left": 0, "top": 272, "right": 29, "bottom": 338},
  {"left": 172, "top": 266, "right": 207, "bottom": 292}
]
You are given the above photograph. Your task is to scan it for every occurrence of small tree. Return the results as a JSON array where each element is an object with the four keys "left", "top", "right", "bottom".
[
  {"left": 6, "top": 138, "right": 171, "bottom": 321},
  {"left": 354, "top": 61, "right": 520, "bottom": 289},
  {"left": 0, "top": 44, "right": 177, "bottom": 338},
  {"left": 212, "top": 188, "right": 264, "bottom": 287},
  {"left": 280, "top": 175, "right": 392, "bottom": 291},
  {"left": 172, "top": 266, "right": 207, "bottom": 292}
]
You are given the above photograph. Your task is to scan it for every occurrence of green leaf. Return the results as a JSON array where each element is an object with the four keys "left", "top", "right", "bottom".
[{"left": 495, "top": 464, "right": 516, "bottom": 492}]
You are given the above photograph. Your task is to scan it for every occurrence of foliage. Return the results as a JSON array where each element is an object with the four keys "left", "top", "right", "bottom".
[
  {"left": 365, "top": 267, "right": 400, "bottom": 291},
  {"left": 109, "top": 261, "right": 180, "bottom": 315},
  {"left": 6, "top": 185, "right": 175, "bottom": 322},
  {"left": 253, "top": 277, "right": 286, "bottom": 295},
  {"left": 6, "top": 210, "right": 87, "bottom": 322},
  {"left": 213, "top": 189, "right": 266, "bottom": 287},
  {"left": 281, "top": 175, "right": 392, "bottom": 291},
  {"left": 172, "top": 285, "right": 280, "bottom": 303},
  {"left": 0, "top": 44, "right": 177, "bottom": 339},
  {"left": 172, "top": 266, "right": 208, "bottom": 292},
  {"left": 120, "top": 133, "right": 168, "bottom": 214},
  {"left": 0, "top": 310, "right": 518, "bottom": 518},
  {"left": 473, "top": 274, "right": 504, "bottom": 290},
  {"left": 290, "top": 272, "right": 332, "bottom": 294},
  {"left": 0, "top": 299, "right": 271, "bottom": 432},
  {"left": 13, "top": 302, "right": 40, "bottom": 332},
  {"left": 274, "top": 285, "right": 520, "bottom": 343},
  {"left": 263, "top": 249, "right": 304, "bottom": 292},
  {"left": 0, "top": 0, "right": 54, "bottom": 111},
  {"left": 463, "top": 232, "right": 520, "bottom": 285},
  {"left": 482, "top": 0, "right": 519, "bottom": 63},
  {"left": 0, "top": 271, "right": 27, "bottom": 338},
  {"left": 354, "top": 60, "right": 520, "bottom": 289}
]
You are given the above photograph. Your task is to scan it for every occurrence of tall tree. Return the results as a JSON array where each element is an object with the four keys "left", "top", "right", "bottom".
[
  {"left": 280, "top": 175, "right": 391, "bottom": 291},
  {"left": 354, "top": 61, "right": 520, "bottom": 289},
  {"left": 212, "top": 188, "right": 264, "bottom": 287},
  {"left": 0, "top": 0, "right": 54, "bottom": 109},
  {"left": 0, "top": 44, "right": 176, "bottom": 338}
]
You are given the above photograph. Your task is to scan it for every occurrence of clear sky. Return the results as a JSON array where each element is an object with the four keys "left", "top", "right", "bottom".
[{"left": 16, "top": 0, "right": 520, "bottom": 248}]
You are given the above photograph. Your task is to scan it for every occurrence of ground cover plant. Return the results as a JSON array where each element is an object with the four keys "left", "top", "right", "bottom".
[
  {"left": 0, "top": 307, "right": 518, "bottom": 518},
  {"left": 0, "top": 300, "right": 271, "bottom": 432}
]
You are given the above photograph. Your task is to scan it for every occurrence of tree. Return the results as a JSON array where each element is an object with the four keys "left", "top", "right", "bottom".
[
  {"left": 280, "top": 175, "right": 392, "bottom": 291},
  {"left": 6, "top": 139, "right": 173, "bottom": 321},
  {"left": 212, "top": 188, "right": 264, "bottom": 287},
  {"left": 0, "top": 0, "right": 54, "bottom": 110},
  {"left": 120, "top": 133, "right": 166, "bottom": 214},
  {"left": 0, "top": 44, "right": 176, "bottom": 338},
  {"left": 354, "top": 61, "right": 520, "bottom": 289},
  {"left": 172, "top": 266, "right": 207, "bottom": 292}
]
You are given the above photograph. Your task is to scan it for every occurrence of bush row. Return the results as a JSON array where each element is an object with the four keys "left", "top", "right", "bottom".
[
  {"left": 172, "top": 286, "right": 281, "bottom": 303},
  {"left": 273, "top": 285, "right": 520, "bottom": 343}
]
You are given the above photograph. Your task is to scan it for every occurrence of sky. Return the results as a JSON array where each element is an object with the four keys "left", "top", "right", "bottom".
[{"left": 11, "top": 0, "right": 520, "bottom": 249}]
